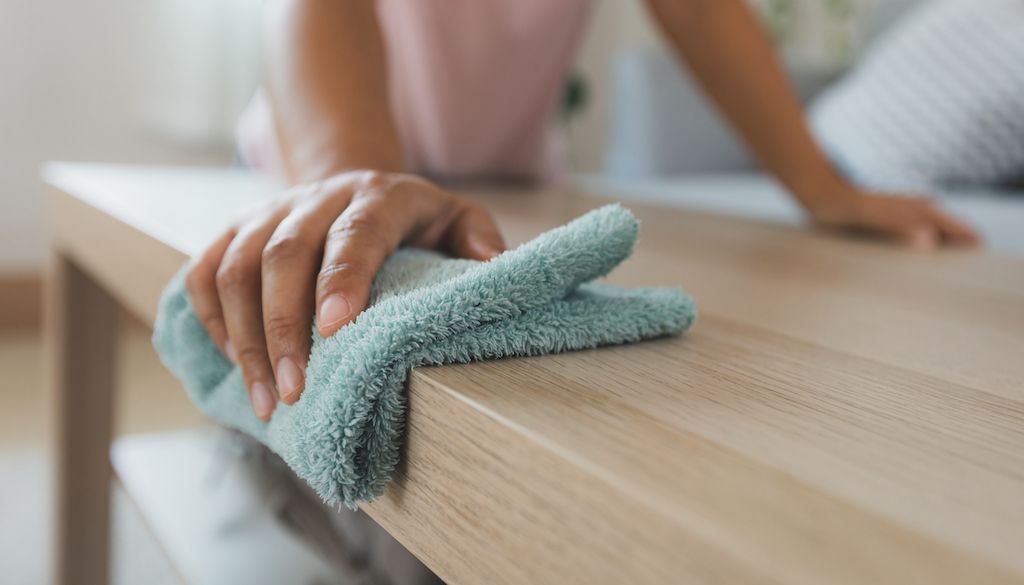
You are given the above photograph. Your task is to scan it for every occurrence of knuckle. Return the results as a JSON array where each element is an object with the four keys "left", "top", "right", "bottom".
[
  {"left": 287, "top": 180, "right": 326, "bottom": 204},
  {"left": 395, "top": 171, "right": 431, "bottom": 189},
  {"left": 234, "top": 344, "right": 266, "bottom": 368},
  {"left": 463, "top": 198, "right": 485, "bottom": 213},
  {"left": 285, "top": 182, "right": 314, "bottom": 199},
  {"left": 358, "top": 170, "right": 390, "bottom": 191},
  {"left": 215, "top": 260, "right": 254, "bottom": 293},
  {"left": 331, "top": 214, "right": 388, "bottom": 247},
  {"left": 262, "top": 234, "right": 306, "bottom": 267},
  {"left": 198, "top": 312, "right": 224, "bottom": 332},
  {"left": 264, "top": 314, "right": 300, "bottom": 343},
  {"left": 184, "top": 265, "right": 207, "bottom": 296},
  {"left": 318, "top": 262, "right": 370, "bottom": 288}
]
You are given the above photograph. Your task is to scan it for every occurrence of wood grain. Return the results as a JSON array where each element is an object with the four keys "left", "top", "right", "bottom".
[{"left": 43, "top": 164, "right": 1024, "bottom": 584}]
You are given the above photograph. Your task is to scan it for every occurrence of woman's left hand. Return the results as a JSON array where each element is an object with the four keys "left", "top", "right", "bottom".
[{"left": 804, "top": 185, "right": 980, "bottom": 250}]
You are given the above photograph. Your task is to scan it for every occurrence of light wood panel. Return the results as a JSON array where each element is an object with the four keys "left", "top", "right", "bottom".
[
  {"left": 376, "top": 318, "right": 1023, "bottom": 584},
  {"left": 47, "top": 190, "right": 188, "bottom": 325},
  {"left": 43, "top": 164, "right": 1024, "bottom": 584},
  {"left": 46, "top": 253, "right": 120, "bottom": 585},
  {"left": 0, "top": 274, "right": 41, "bottom": 329}
]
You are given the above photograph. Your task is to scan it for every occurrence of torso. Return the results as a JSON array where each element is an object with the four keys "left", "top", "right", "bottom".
[{"left": 238, "top": 0, "right": 592, "bottom": 182}]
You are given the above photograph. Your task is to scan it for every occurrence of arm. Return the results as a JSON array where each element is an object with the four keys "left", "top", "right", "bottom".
[
  {"left": 644, "top": 0, "right": 978, "bottom": 248},
  {"left": 186, "top": 0, "right": 505, "bottom": 420},
  {"left": 264, "top": 0, "right": 403, "bottom": 180}
]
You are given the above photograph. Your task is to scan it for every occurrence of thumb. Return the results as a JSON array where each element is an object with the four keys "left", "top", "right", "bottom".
[{"left": 446, "top": 202, "right": 506, "bottom": 261}]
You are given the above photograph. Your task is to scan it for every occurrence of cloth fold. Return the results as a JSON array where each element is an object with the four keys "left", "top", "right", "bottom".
[{"left": 153, "top": 204, "right": 696, "bottom": 508}]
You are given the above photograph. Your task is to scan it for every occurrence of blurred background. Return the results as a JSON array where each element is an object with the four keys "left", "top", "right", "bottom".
[
  {"left": 0, "top": 0, "right": 912, "bottom": 277},
  {"left": 1, "top": 0, "right": 1021, "bottom": 583}
]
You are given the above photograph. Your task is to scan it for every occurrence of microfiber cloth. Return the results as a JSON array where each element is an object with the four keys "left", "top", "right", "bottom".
[{"left": 153, "top": 204, "right": 696, "bottom": 508}]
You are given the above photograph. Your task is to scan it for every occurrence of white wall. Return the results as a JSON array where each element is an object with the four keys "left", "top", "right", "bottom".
[{"left": 0, "top": 0, "right": 252, "bottom": 271}]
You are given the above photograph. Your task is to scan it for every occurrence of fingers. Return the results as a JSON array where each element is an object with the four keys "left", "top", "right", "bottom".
[
  {"left": 262, "top": 192, "right": 352, "bottom": 405},
  {"left": 927, "top": 205, "right": 981, "bottom": 247},
  {"left": 444, "top": 200, "right": 506, "bottom": 260},
  {"left": 216, "top": 214, "right": 286, "bottom": 421},
  {"left": 897, "top": 217, "right": 940, "bottom": 251},
  {"left": 316, "top": 189, "right": 418, "bottom": 338},
  {"left": 853, "top": 194, "right": 978, "bottom": 250},
  {"left": 896, "top": 200, "right": 979, "bottom": 250},
  {"left": 188, "top": 171, "right": 509, "bottom": 419},
  {"left": 185, "top": 230, "right": 236, "bottom": 360}
]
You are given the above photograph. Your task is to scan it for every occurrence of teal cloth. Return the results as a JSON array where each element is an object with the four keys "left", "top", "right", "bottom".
[{"left": 153, "top": 205, "right": 696, "bottom": 508}]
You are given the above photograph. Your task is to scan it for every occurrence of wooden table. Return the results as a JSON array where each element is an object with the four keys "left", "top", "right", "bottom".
[{"left": 44, "top": 163, "right": 1024, "bottom": 585}]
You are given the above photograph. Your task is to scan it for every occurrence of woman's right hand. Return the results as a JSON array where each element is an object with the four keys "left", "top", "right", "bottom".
[{"left": 185, "top": 170, "right": 506, "bottom": 421}]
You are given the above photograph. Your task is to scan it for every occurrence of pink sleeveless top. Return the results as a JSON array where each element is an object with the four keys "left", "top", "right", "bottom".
[{"left": 238, "top": 0, "right": 591, "bottom": 182}]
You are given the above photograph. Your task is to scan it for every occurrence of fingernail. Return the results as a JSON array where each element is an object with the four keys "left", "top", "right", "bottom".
[
  {"left": 276, "top": 356, "right": 304, "bottom": 401},
  {"left": 251, "top": 381, "right": 275, "bottom": 420},
  {"left": 470, "top": 235, "right": 501, "bottom": 260},
  {"left": 224, "top": 340, "right": 237, "bottom": 363},
  {"left": 318, "top": 294, "right": 351, "bottom": 329}
]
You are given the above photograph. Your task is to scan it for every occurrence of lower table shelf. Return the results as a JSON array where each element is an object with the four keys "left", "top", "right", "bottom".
[{"left": 111, "top": 428, "right": 341, "bottom": 585}]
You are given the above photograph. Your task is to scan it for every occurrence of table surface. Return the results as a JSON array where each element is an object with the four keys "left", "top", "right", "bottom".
[{"left": 45, "top": 163, "right": 1024, "bottom": 585}]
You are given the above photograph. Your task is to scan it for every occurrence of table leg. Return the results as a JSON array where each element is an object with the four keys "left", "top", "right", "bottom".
[{"left": 46, "top": 253, "right": 119, "bottom": 585}]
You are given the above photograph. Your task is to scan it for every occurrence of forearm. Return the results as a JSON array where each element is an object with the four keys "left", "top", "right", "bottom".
[
  {"left": 264, "top": 0, "right": 404, "bottom": 184},
  {"left": 645, "top": 0, "right": 848, "bottom": 212}
]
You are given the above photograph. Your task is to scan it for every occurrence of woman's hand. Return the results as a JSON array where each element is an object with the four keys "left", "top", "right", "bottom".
[
  {"left": 185, "top": 171, "right": 506, "bottom": 421},
  {"left": 804, "top": 185, "right": 980, "bottom": 249}
]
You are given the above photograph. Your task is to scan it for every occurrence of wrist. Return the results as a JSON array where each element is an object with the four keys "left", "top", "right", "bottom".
[
  {"left": 298, "top": 159, "right": 405, "bottom": 186},
  {"left": 287, "top": 137, "right": 406, "bottom": 185},
  {"left": 786, "top": 168, "right": 861, "bottom": 220}
]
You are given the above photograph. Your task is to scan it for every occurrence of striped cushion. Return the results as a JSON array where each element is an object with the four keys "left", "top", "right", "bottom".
[{"left": 810, "top": 0, "right": 1024, "bottom": 191}]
